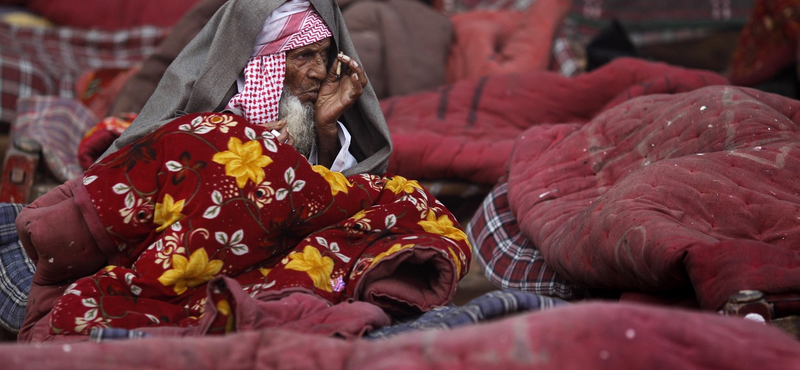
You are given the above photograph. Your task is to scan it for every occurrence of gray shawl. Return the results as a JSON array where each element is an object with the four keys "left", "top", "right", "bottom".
[{"left": 101, "top": 0, "right": 392, "bottom": 176}]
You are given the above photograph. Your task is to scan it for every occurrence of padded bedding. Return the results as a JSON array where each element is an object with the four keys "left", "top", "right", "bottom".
[
  {"left": 1, "top": 300, "right": 799, "bottom": 369},
  {"left": 506, "top": 84, "right": 800, "bottom": 310},
  {"left": 18, "top": 112, "right": 471, "bottom": 342},
  {"left": 383, "top": 57, "right": 728, "bottom": 184}
]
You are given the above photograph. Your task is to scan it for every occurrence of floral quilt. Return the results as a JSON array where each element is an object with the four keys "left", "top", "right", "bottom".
[{"left": 45, "top": 112, "right": 471, "bottom": 336}]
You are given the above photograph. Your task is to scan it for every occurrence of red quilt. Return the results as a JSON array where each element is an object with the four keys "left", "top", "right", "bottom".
[
  {"left": 4, "top": 302, "right": 800, "bottom": 370},
  {"left": 382, "top": 58, "right": 729, "bottom": 184},
  {"left": 507, "top": 85, "right": 800, "bottom": 310},
  {"left": 28, "top": 112, "right": 471, "bottom": 340}
]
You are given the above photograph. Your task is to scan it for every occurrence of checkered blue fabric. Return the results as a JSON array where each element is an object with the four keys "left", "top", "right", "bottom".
[
  {"left": 0, "top": 203, "right": 34, "bottom": 333},
  {"left": 90, "top": 327, "right": 150, "bottom": 342},
  {"left": 366, "top": 289, "right": 568, "bottom": 339}
]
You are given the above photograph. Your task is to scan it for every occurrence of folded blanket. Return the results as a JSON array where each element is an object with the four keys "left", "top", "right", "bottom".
[
  {"left": 21, "top": 112, "right": 471, "bottom": 341},
  {"left": 507, "top": 85, "right": 800, "bottom": 310}
]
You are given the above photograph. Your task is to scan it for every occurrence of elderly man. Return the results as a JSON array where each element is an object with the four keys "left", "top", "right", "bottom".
[
  {"left": 12, "top": 0, "right": 416, "bottom": 341},
  {"left": 104, "top": 0, "right": 391, "bottom": 175}
]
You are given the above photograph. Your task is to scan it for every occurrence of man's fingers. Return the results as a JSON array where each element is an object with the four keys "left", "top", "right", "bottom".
[
  {"left": 283, "top": 129, "right": 294, "bottom": 145},
  {"left": 336, "top": 54, "right": 367, "bottom": 91},
  {"left": 262, "top": 119, "right": 286, "bottom": 131},
  {"left": 275, "top": 126, "right": 292, "bottom": 144},
  {"left": 347, "top": 58, "right": 367, "bottom": 88}
]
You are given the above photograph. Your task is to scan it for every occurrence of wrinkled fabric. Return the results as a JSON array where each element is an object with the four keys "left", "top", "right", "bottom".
[
  {"left": 2, "top": 302, "right": 800, "bottom": 370},
  {"left": 27, "top": 278, "right": 391, "bottom": 343},
  {"left": 18, "top": 112, "right": 470, "bottom": 341},
  {"left": 507, "top": 85, "right": 800, "bottom": 310}
]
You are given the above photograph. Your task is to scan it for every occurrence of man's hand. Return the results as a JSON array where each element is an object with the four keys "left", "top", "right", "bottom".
[
  {"left": 257, "top": 119, "right": 295, "bottom": 147},
  {"left": 316, "top": 52, "right": 367, "bottom": 126},
  {"left": 314, "top": 52, "right": 368, "bottom": 167}
]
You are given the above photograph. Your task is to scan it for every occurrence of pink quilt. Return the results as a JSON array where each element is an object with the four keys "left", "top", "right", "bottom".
[
  {"left": 507, "top": 85, "right": 800, "bottom": 310},
  {"left": 382, "top": 58, "right": 729, "bottom": 184},
  {"left": 2, "top": 301, "right": 799, "bottom": 369}
]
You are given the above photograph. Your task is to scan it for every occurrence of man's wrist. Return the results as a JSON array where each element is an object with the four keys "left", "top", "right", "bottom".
[{"left": 314, "top": 121, "right": 341, "bottom": 167}]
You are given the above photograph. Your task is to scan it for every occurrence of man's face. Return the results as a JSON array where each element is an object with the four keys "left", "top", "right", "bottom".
[{"left": 284, "top": 37, "right": 332, "bottom": 104}]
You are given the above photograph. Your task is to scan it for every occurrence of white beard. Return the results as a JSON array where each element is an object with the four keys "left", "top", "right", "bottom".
[{"left": 278, "top": 90, "right": 316, "bottom": 158}]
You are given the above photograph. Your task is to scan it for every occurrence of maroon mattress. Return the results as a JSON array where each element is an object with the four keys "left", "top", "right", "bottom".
[{"left": 507, "top": 85, "right": 800, "bottom": 310}]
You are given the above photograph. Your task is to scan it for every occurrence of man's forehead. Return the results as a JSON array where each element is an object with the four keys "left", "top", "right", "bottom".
[
  {"left": 288, "top": 37, "right": 333, "bottom": 53},
  {"left": 250, "top": 2, "right": 332, "bottom": 58}
]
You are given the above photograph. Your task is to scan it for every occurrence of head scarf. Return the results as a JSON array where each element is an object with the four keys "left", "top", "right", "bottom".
[
  {"left": 226, "top": 0, "right": 332, "bottom": 125},
  {"left": 102, "top": 0, "right": 392, "bottom": 176}
]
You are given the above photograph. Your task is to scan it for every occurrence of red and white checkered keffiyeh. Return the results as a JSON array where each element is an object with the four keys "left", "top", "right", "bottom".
[{"left": 226, "top": 0, "right": 332, "bottom": 125}]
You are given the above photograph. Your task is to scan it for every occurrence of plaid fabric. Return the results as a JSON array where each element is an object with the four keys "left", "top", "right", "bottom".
[
  {"left": 0, "top": 23, "right": 166, "bottom": 124},
  {"left": 548, "top": 0, "right": 755, "bottom": 76},
  {"left": 568, "top": 0, "right": 754, "bottom": 31},
  {"left": 550, "top": 18, "right": 586, "bottom": 77},
  {"left": 366, "top": 289, "right": 568, "bottom": 339},
  {"left": 13, "top": 96, "right": 97, "bottom": 182},
  {"left": 89, "top": 327, "right": 150, "bottom": 342},
  {"left": 466, "top": 177, "right": 583, "bottom": 300},
  {"left": 549, "top": 19, "right": 740, "bottom": 77},
  {"left": 0, "top": 203, "right": 34, "bottom": 333},
  {"left": 441, "top": 0, "right": 534, "bottom": 15}
]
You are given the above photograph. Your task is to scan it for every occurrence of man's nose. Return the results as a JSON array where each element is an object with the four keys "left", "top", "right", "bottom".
[{"left": 308, "top": 55, "right": 326, "bottom": 79}]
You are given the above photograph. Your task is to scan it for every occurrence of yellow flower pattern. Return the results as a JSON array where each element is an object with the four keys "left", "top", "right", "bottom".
[
  {"left": 52, "top": 112, "right": 473, "bottom": 336},
  {"left": 347, "top": 209, "right": 373, "bottom": 231},
  {"left": 158, "top": 248, "right": 223, "bottom": 295},
  {"left": 216, "top": 299, "right": 235, "bottom": 333},
  {"left": 205, "top": 114, "right": 237, "bottom": 133},
  {"left": 448, "top": 247, "right": 463, "bottom": 277},
  {"left": 312, "top": 165, "right": 352, "bottom": 196},
  {"left": 418, "top": 210, "right": 469, "bottom": 242},
  {"left": 212, "top": 137, "right": 273, "bottom": 188},
  {"left": 351, "top": 210, "right": 369, "bottom": 221},
  {"left": 369, "top": 243, "right": 413, "bottom": 269},
  {"left": 285, "top": 246, "right": 334, "bottom": 292},
  {"left": 385, "top": 175, "right": 423, "bottom": 195},
  {"left": 154, "top": 194, "right": 186, "bottom": 232}
]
